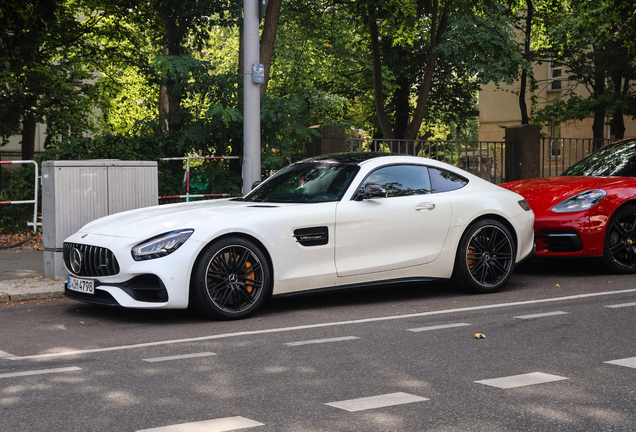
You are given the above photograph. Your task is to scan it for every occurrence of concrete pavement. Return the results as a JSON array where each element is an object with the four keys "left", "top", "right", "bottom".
[{"left": 0, "top": 247, "right": 65, "bottom": 303}]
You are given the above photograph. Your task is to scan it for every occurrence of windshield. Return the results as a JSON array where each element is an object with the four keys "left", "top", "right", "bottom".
[
  {"left": 243, "top": 162, "right": 359, "bottom": 203},
  {"left": 563, "top": 139, "right": 636, "bottom": 176}
]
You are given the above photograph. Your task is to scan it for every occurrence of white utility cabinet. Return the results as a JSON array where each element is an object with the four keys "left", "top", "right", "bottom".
[{"left": 42, "top": 160, "right": 158, "bottom": 280}]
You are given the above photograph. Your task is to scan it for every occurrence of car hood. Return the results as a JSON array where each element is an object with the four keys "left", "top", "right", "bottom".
[
  {"left": 76, "top": 199, "right": 290, "bottom": 239},
  {"left": 500, "top": 176, "right": 631, "bottom": 213}
]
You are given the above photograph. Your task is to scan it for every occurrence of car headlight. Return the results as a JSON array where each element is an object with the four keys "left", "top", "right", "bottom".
[
  {"left": 131, "top": 229, "right": 194, "bottom": 261},
  {"left": 551, "top": 189, "right": 606, "bottom": 213}
]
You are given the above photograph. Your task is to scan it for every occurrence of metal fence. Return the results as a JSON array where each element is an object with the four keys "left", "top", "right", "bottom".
[
  {"left": 159, "top": 156, "right": 239, "bottom": 201},
  {"left": 540, "top": 138, "right": 611, "bottom": 177},
  {"left": 346, "top": 138, "right": 506, "bottom": 183},
  {"left": 0, "top": 160, "right": 40, "bottom": 231}
]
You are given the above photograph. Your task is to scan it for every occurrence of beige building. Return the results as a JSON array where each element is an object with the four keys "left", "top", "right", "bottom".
[
  {"left": 479, "top": 61, "right": 636, "bottom": 142},
  {"left": 479, "top": 61, "right": 636, "bottom": 177},
  {"left": 0, "top": 124, "right": 48, "bottom": 161}
]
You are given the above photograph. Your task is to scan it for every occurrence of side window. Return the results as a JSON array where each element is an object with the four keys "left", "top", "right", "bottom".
[
  {"left": 429, "top": 167, "right": 468, "bottom": 193},
  {"left": 364, "top": 165, "right": 431, "bottom": 197}
]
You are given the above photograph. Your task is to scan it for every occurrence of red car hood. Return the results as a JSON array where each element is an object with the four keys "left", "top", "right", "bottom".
[{"left": 500, "top": 176, "right": 631, "bottom": 213}]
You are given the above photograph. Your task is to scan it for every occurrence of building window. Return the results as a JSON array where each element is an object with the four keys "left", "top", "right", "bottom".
[{"left": 548, "top": 61, "right": 562, "bottom": 92}]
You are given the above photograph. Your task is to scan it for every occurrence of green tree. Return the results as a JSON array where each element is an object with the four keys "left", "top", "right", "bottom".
[
  {"left": 532, "top": 0, "right": 636, "bottom": 145},
  {"left": 361, "top": 0, "right": 523, "bottom": 145},
  {"left": 0, "top": 0, "right": 103, "bottom": 159}
]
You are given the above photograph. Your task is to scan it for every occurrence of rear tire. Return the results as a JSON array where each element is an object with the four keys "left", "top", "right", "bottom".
[
  {"left": 190, "top": 237, "right": 271, "bottom": 320},
  {"left": 602, "top": 205, "right": 636, "bottom": 274},
  {"left": 452, "top": 219, "right": 515, "bottom": 293}
]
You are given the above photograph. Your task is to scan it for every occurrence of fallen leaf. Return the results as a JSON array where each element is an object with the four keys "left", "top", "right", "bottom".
[
  {"left": 474, "top": 333, "right": 487, "bottom": 339},
  {"left": 555, "top": 284, "right": 560, "bottom": 287}
]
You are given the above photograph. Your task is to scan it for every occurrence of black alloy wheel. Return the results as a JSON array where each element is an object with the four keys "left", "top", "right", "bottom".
[
  {"left": 453, "top": 219, "right": 515, "bottom": 293},
  {"left": 191, "top": 237, "right": 270, "bottom": 319},
  {"left": 603, "top": 205, "right": 636, "bottom": 274}
]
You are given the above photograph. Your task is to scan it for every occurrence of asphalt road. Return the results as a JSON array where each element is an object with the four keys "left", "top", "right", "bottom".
[{"left": 1, "top": 259, "right": 636, "bottom": 432}]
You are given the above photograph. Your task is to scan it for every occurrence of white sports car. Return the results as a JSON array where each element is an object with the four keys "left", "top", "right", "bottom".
[{"left": 63, "top": 153, "right": 535, "bottom": 319}]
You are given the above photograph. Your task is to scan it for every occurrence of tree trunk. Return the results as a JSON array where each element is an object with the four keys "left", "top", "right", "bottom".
[
  {"left": 21, "top": 97, "right": 38, "bottom": 161},
  {"left": 160, "top": 14, "right": 183, "bottom": 174},
  {"left": 368, "top": 4, "right": 394, "bottom": 140},
  {"left": 161, "top": 16, "right": 181, "bottom": 135},
  {"left": 390, "top": 72, "right": 411, "bottom": 153},
  {"left": 611, "top": 72, "right": 627, "bottom": 140},
  {"left": 403, "top": 6, "right": 448, "bottom": 140},
  {"left": 158, "top": 45, "right": 169, "bottom": 133},
  {"left": 592, "top": 57, "right": 605, "bottom": 150},
  {"left": 260, "top": 0, "right": 282, "bottom": 94},
  {"left": 519, "top": 0, "right": 533, "bottom": 125}
]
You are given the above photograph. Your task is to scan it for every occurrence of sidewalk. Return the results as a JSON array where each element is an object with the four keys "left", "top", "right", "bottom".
[{"left": 0, "top": 248, "right": 65, "bottom": 303}]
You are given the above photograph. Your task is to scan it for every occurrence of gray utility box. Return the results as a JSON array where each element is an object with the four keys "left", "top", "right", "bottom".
[{"left": 42, "top": 160, "right": 158, "bottom": 280}]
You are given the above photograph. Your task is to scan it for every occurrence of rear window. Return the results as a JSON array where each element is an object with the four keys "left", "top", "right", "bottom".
[{"left": 429, "top": 168, "right": 468, "bottom": 193}]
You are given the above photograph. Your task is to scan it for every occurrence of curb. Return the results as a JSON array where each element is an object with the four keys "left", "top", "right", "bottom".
[
  {"left": 0, "top": 277, "right": 65, "bottom": 304},
  {"left": 1, "top": 291, "right": 66, "bottom": 303}
]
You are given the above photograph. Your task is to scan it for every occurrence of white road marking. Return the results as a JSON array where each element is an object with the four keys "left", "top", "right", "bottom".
[
  {"left": 326, "top": 392, "right": 428, "bottom": 412},
  {"left": 605, "top": 302, "right": 636, "bottom": 308},
  {"left": 285, "top": 336, "right": 359, "bottom": 346},
  {"left": 142, "top": 352, "right": 216, "bottom": 363},
  {"left": 515, "top": 311, "right": 568, "bottom": 319},
  {"left": 0, "top": 366, "right": 81, "bottom": 379},
  {"left": 7, "top": 288, "right": 636, "bottom": 361},
  {"left": 604, "top": 357, "right": 636, "bottom": 369},
  {"left": 407, "top": 322, "right": 471, "bottom": 332},
  {"left": 0, "top": 350, "right": 14, "bottom": 358},
  {"left": 137, "top": 416, "right": 263, "bottom": 432},
  {"left": 475, "top": 372, "right": 568, "bottom": 389}
]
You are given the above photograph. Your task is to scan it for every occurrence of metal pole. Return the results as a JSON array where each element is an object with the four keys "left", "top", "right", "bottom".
[{"left": 243, "top": 0, "right": 261, "bottom": 195}]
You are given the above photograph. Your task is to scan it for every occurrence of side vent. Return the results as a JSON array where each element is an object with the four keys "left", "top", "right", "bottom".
[{"left": 293, "top": 226, "right": 329, "bottom": 246}]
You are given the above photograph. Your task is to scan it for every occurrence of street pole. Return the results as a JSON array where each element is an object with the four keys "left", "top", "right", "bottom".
[{"left": 243, "top": 0, "right": 261, "bottom": 195}]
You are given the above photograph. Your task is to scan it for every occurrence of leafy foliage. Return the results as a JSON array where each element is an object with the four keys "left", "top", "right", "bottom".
[{"left": 530, "top": 0, "right": 636, "bottom": 139}]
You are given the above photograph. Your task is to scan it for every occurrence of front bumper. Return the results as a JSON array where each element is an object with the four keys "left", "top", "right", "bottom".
[
  {"left": 65, "top": 274, "right": 169, "bottom": 306},
  {"left": 62, "top": 232, "right": 204, "bottom": 309},
  {"left": 533, "top": 215, "right": 606, "bottom": 257}
]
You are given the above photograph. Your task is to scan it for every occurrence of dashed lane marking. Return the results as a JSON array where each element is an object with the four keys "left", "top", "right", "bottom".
[
  {"left": 7, "top": 288, "right": 636, "bottom": 361},
  {"left": 285, "top": 336, "right": 359, "bottom": 346},
  {"left": 326, "top": 392, "right": 429, "bottom": 412},
  {"left": 0, "top": 350, "right": 14, "bottom": 358},
  {"left": 407, "top": 322, "right": 471, "bottom": 332},
  {"left": 136, "top": 416, "right": 263, "bottom": 432},
  {"left": 142, "top": 352, "right": 216, "bottom": 363},
  {"left": 0, "top": 366, "right": 82, "bottom": 379},
  {"left": 605, "top": 302, "right": 636, "bottom": 308},
  {"left": 475, "top": 372, "right": 568, "bottom": 389},
  {"left": 605, "top": 357, "right": 636, "bottom": 369},
  {"left": 515, "top": 311, "right": 569, "bottom": 319}
]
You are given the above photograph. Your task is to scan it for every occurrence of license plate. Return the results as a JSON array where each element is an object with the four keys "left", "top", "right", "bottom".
[{"left": 67, "top": 276, "right": 94, "bottom": 294}]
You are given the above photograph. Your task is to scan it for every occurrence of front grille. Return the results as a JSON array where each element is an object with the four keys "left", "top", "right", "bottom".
[
  {"left": 536, "top": 233, "right": 583, "bottom": 252},
  {"left": 63, "top": 242, "right": 120, "bottom": 277}
]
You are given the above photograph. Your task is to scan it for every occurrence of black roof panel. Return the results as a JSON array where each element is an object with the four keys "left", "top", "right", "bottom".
[{"left": 300, "top": 152, "right": 394, "bottom": 165}]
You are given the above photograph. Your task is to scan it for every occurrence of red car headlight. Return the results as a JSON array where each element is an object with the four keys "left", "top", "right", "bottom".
[{"left": 551, "top": 189, "right": 607, "bottom": 214}]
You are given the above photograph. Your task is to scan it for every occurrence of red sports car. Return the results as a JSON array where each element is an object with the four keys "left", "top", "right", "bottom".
[{"left": 501, "top": 137, "right": 636, "bottom": 274}]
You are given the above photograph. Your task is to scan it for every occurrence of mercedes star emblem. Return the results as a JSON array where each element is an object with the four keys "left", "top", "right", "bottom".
[{"left": 70, "top": 248, "right": 83, "bottom": 274}]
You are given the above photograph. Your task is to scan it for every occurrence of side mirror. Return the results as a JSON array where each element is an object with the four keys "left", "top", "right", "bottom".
[
  {"left": 363, "top": 183, "right": 387, "bottom": 199},
  {"left": 251, "top": 180, "right": 262, "bottom": 190}
]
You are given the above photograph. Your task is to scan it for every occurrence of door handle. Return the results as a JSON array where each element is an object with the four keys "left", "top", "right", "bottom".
[{"left": 415, "top": 203, "right": 435, "bottom": 211}]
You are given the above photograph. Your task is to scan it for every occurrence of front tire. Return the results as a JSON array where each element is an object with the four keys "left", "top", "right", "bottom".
[
  {"left": 190, "top": 237, "right": 271, "bottom": 320},
  {"left": 602, "top": 205, "right": 636, "bottom": 274},
  {"left": 452, "top": 219, "right": 515, "bottom": 293}
]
